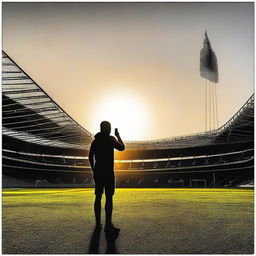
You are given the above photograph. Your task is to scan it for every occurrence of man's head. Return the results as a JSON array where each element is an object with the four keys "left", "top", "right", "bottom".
[{"left": 100, "top": 121, "right": 111, "bottom": 135}]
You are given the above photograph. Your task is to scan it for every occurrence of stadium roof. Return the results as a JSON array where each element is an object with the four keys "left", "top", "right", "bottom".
[
  {"left": 2, "top": 51, "right": 254, "bottom": 150},
  {"left": 2, "top": 51, "right": 94, "bottom": 149},
  {"left": 127, "top": 94, "right": 254, "bottom": 149}
]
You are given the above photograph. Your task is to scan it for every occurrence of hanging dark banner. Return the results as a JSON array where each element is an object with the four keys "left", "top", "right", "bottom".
[{"left": 200, "top": 31, "right": 219, "bottom": 83}]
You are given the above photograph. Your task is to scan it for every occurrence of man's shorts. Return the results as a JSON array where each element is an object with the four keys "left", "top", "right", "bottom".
[{"left": 93, "top": 172, "right": 115, "bottom": 196}]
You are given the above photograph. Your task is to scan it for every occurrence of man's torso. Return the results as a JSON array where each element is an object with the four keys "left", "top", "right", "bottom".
[{"left": 93, "top": 135, "right": 115, "bottom": 173}]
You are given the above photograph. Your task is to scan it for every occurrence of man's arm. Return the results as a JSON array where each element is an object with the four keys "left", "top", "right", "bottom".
[
  {"left": 89, "top": 141, "right": 96, "bottom": 172},
  {"left": 113, "top": 129, "right": 125, "bottom": 151}
]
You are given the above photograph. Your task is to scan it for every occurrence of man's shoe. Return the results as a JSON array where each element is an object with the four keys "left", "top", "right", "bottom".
[{"left": 104, "top": 223, "right": 120, "bottom": 233}]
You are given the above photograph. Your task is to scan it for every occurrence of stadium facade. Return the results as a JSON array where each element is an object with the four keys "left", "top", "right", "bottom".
[{"left": 2, "top": 51, "right": 254, "bottom": 188}]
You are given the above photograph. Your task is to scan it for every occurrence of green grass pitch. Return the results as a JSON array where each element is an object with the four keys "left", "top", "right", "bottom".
[{"left": 2, "top": 188, "right": 254, "bottom": 254}]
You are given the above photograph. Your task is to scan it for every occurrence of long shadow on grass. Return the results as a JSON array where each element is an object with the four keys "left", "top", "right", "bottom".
[
  {"left": 88, "top": 226, "right": 119, "bottom": 254},
  {"left": 88, "top": 227, "right": 101, "bottom": 253},
  {"left": 105, "top": 230, "right": 119, "bottom": 254}
]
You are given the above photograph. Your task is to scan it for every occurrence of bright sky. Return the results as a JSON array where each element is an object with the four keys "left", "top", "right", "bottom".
[{"left": 2, "top": 2, "right": 254, "bottom": 140}]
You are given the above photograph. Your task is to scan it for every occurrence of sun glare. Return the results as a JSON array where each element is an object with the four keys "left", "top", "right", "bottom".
[{"left": 92, "top": 92, "right": 149, "bottom": 140}]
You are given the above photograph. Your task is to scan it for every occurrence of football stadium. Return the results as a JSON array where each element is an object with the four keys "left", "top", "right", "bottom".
[
  {"left": 2, "top": 48, "right": 254, "bottom": 189},
  {"left": 2, "top": 45, "right": 254, "bottom": 254}
]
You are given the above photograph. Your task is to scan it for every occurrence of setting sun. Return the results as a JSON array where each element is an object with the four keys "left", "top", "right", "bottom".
[{"left": 91, "top": 92, "right": 149, "bottom": 140}]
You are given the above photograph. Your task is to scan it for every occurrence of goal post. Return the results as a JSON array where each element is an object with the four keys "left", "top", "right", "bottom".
[{"left": 190, "top": 179, "right": 207, "bottom": 188}]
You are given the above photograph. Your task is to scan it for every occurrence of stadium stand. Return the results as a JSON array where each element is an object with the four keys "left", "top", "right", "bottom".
[
  {"left": 2, "top": 51, "right": 254, "bottom": 188},
  {"left": 237, "top": 179, "right": 254, "bottom": 188}
]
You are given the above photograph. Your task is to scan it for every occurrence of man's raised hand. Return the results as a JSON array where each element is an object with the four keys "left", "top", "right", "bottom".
[{"left": 115, "top": 128, "right": 120, "bottom": 138}]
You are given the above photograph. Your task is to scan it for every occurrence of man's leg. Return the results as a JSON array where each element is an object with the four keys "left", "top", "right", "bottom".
[
  {"left": 105, "top": 194, "right": 120, "bottom": 232},
  {"left": 105, "top": 194, "right": 113, "bottom": 225},
  {"left": 104, "top": 175, "right": 119, "bottom": 232},
  {"left": 94, "top": 194, "right": 102, "bottom": 226},
  {"left": 94, "top": 173, "right": 103, "bottom": 227}
]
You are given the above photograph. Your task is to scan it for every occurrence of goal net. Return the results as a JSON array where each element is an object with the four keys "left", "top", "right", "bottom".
[{"left": 190, "top": 179, "right": 207, "bottom": 188}]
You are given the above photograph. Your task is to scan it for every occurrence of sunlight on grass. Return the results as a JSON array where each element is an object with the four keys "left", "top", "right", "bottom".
[{"left": 2, "top": 188, "right": 254, "bottom": 254}]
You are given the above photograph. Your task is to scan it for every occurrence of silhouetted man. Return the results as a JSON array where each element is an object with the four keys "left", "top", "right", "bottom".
[{"left": 89, "top": 121, "right": 125, "bottom": 232}]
